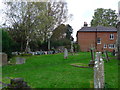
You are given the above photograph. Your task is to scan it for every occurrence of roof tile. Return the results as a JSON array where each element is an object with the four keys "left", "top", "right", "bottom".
[{"left": 78, "top": 26, "right": 117, "bottom": 32}]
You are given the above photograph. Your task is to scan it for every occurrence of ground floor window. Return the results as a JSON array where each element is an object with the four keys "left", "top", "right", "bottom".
[
  {"left": 103, "top": 44, "right": 107, "bottom": 48},
  {"left": 108, "top": 44, "right": 115, "bottom": 49}
]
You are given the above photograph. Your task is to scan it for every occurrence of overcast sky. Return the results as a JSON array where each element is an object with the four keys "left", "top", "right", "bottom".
[
  {"left": 65, "top": 0, "right": 120, "bottom": 41},
  {"left": 0, "top": 0, "right": 120, "bottom": 41}
]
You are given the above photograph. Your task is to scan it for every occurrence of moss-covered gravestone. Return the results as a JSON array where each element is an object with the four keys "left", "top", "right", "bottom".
[{"left": 0, "top": 53, "right": 8, "bottom": 66}]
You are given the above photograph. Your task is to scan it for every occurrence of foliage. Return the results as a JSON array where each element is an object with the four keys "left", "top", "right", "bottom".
[
  {"left": 73, "top": 44, "right": 80, "bottom": 52},
  {"left": 66, "top": 24, "right": 73, "bottom": 40},
  {"left": 2, "top": 52, "right": 118, "bottom": 88},
  {"left": 2, "top": 29, "right": 15, "bottom": 58},
  {"left": 20, "top": 53, "right": 32, "bottom": 56},
  {"left": 3, "top": 1, "right": 69, "bottom": 51},
  {"left": 51, "top": 24, "right": 73, "bottom": 49},
  {"left": 91, "top": 8, "right": 118, "bottom": 27}
]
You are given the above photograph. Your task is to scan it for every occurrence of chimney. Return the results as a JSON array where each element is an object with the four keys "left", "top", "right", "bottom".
[{"left": 84, "top": 22, "right": 88, "bottom": 27}]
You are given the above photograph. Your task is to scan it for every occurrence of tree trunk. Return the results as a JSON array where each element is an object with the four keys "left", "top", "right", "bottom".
[{"left": 25, "top": 36, "right": 31, "bottom": 53}]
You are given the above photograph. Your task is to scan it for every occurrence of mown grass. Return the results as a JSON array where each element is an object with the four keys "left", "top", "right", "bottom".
[{"left": 2, "top": 52, "right": 118, "bottom": 88}]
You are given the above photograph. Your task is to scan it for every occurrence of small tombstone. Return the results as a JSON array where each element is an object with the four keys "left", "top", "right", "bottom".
[
  {"left": 112, "top": 49, "right": 115, "bottom": 56},
  {"left": 104, "top": 50, "right": 109, "bottom": 62},
  {"left": 88, "top": 60, "right": 95, "bottom": 67},
  {"left": 6, "top": 78, "right": 31, "bottom": 88},
  {"left": 64, "top": 48, "right": 68, "bottom": 59},
  {"left": 88, "top": 48, "right": 95, "bottom": 67},
  {"left": 0, "top": 53, "right": 8, "bottom": 66},
  {"left": 32, "top": 52, "right": 35, "bottom": 55},
  {"left": 90, "top": 48, "right": 95, "bottom": 60},
  {"left": 45, "top": 51, "right": 47, "bottom": 55},
  {"left": 16, "top": 57, "right": 26, "bottom": 64}
]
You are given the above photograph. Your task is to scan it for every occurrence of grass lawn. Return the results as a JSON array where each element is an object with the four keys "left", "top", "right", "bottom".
[{"left": 2, "top": 52, "right": 118, "bottom": 88}]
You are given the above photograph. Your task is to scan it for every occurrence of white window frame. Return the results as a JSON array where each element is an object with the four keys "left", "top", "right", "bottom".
[
  {"left": 103, "top": 44, "right": 107, "bottom": 48},
  {"left": 97, "top": 38, "right": 101, "bottom": 44},
  {"left": 110, "top": 34, "right": 114, "bottom": 40},
  {"left": 108, "top": 44, "right": 115, "bottom": 49}
]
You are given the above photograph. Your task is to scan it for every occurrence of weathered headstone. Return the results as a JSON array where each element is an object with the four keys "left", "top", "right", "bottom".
[
  {"left": 16, "top": 57, "right": 26, "bottom": 64},
  {"left": 0, "top": 53, "right": 8, "bottom": 66},
  {"left": 112, "top": 49, "right": 115, "bottom": 56},
  {"left": 45, "top": 51, "right": 47, "bottom": 55},
  {"left": 94, "top": 52, "right": 104, "bottom": 88},
  {"left": 32, "top": 52, "right": 35, "bottom": 55},
  {"left": 64, "top": 48, "right": 68, "bottom": 59},
  {"left": 104, "top": 50, "right": 109, "bottom": 62},
  {"left": 6, "top": 78, "right": 31, "bottom": 88},
  {"left": 71, "top": 41, "right": 74, "bottom": 55},
  {"left": 88, "top": 60, "right": 95, "bottom": 67},
  {"left": 90, "top": 48, "right": 95, "bottom": 60}
]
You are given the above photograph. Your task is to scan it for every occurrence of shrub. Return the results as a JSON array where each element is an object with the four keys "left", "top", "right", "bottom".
[{"left": 20, "top": 53, "right": 32, "bottom": 56}]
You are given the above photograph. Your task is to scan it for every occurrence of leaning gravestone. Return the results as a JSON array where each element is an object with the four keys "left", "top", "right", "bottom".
[
  {"left": 0, "top": 53, "right": 8, "bottom": 66},
  {"left": 104, "top": 50, "right": 109, "bottom": 62},
  {"left": 16, "top": 57, "right": 26, "bottom": 64},
  {"left": 90, "top": 48, "right": 95, "bottom": 61},
  {"left": 64, "top": 48, "right": 68, "bottom": 59}
]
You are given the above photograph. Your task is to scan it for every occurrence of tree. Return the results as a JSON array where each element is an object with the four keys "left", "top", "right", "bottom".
[
  {"left": 51, "top": 24, "right": 73, "bottom": 48},
  {"left": 2, "top": 29, "right": 15, "bottom": 58},
  {"left": 91, "top": 8, "right": 118, "bottom": 27},
  {"left": 3, "top": 1, "right": 69, "bottom": 51},
  {"left": 66, "top": 24, "right": 73, "bottom": 41}
]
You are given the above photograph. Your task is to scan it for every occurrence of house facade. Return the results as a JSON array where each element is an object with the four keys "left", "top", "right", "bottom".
[{"left": 76, "top": 26, "right": 117, "bottom": 52}]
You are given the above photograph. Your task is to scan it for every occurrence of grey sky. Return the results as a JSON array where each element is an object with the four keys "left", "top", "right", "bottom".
[
  {"left": 65, "top": 0, "right": 119, "bottom": 41},
  {"left": 0, "top": 0, "right": 119, "bottom": 41}
]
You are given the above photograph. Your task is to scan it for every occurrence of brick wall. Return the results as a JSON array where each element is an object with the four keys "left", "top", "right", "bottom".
[{"left": 77, "top": 32, "right": 117, "bottom": 52}]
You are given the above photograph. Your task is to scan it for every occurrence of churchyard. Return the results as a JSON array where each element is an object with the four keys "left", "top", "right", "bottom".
[{"left": 2, "top": 52, "right": 118, "bottom": 88}]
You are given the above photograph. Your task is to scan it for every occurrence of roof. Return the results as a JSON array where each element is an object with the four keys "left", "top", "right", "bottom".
[{"left": 78, "top": 26, "right": 117, "bottom": 32}]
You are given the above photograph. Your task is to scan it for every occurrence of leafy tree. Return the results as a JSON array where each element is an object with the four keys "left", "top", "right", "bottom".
[
  {"left": 51, "top": 24, "right": 73, "bottom": 48},
  {"left": 2, "top": 29, "right": 15, "bottom": 58},
  {"left": 66, "top": 24, "right": 73, "bottom": 41},
  {"left": 91, "top": 8, "right": 118, "bottom": 27},
  {"left": 3, "top": 1, "right": 69, "bottom": 51}
]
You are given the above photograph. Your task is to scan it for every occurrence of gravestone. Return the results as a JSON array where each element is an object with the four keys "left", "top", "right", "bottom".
[
  {"left": 0, "top": 53, "right": 8, "bottom": 66},
  {"left": 71, "top": 41, "right": 74, "bottom": 55},
  {"left": 94, "top": 52, "right": 104, "bottom": 88},
  {"left": 44, "top": 51, "right": 47, "bottom": 55},
  {"left": 32, "top": 52, "right": 35, "bottom": 55},
  {"left": 112, "top": 49, "right": 115, "bottom": 56},
  {"left": 90, "top": 48, "right": 95, "bottom": 60},
  {"left": 64, "top": 48, "right": 68, "bottom": 59},
  {"left": 16, "top": 57, "right": 26, "bottom": 64},
  {"left": 104, "top": 50, "right": 109, "bottom": 62},
  {"left": 6, "top": 78, "right": 31, "bottom": 88}
]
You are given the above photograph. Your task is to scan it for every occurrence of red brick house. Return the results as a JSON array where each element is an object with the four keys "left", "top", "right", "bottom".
[{"left": 76, "top": 26, "right": 117, "bottom": 52}]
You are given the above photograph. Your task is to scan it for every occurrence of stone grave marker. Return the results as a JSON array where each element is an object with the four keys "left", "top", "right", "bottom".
[
  {"left": 104, "top": 50, "right": 109, "bottom": 62},
  {"left": 0, "top": 53, "right": 8, "bottom": 66},
  {"left": 16, "top": 57, "right": 26, "bottom": 64},
  {"left": 112, "top": 49, "right": 115, "bottom": 56},
  {"left": 94, "top": 52, "right": 104, "bottom": 88},
  {"left": 90, "top": 48, "right": 95, "bottom": 61},
  {"left": 64, "top": 48, "right": 68, "bottom": 59}
]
